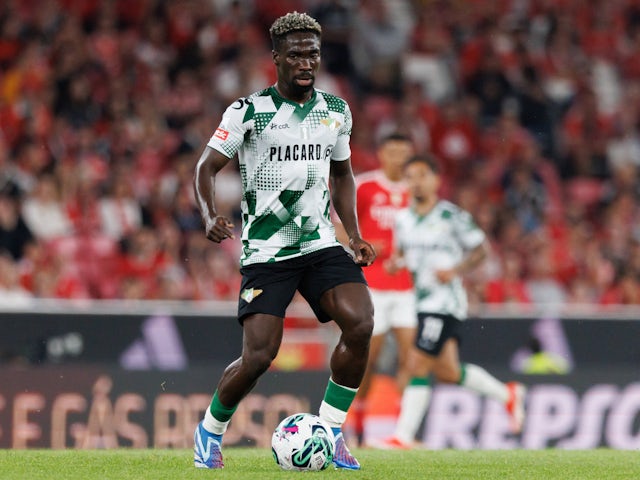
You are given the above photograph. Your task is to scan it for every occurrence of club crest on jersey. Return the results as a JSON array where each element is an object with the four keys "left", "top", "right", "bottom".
[
  {"left": 241, "top": 288, "right": 263, "bottom": 303},
  {"left": 321, "top": 117, "right": 341, "bottom": 130}
]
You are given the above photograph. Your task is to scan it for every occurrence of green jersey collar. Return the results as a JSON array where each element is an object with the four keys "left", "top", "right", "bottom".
[{"left": 269, "top": 86, "right": 318, "bottom": 114}]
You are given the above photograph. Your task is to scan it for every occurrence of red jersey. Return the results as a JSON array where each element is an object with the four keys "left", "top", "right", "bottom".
[{"left": 356, "top": 170, "right": 412, "bottom": 291}]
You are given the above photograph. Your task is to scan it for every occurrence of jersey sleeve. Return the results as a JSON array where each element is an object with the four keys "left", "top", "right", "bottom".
[
  {"left": 206, "top": 99, "right": 249, "bottom": 159},
  {"left": 453, "top": 208, "right": 486, "bottom": 250},
  {"left": 330, "top": 102, "right": 352, "bottom": 161}
]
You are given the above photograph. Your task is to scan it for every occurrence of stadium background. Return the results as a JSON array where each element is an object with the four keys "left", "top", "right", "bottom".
[{"left": 1, "top": 0, "right": 639, "bottom": 450}]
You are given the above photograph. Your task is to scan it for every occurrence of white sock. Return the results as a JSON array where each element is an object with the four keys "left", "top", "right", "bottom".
[
  {"left": 393, "top": 384, "right": 431, "bottom": 444},
  {"left": 460, "top": 363, "right": 508, "bottom": 403},
  {"left": 203, "top": 408, "right": 229, "bottom": 435},
  {"left": 319, "top": 401, "right": 348, "bottom": 429}
]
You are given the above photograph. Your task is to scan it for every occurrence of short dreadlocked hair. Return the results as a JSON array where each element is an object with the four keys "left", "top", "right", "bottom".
[{"left": 269, "top": 11, "right": 322, "bottom": 52}]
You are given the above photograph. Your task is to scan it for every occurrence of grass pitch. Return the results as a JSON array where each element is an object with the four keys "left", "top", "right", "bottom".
[{"left": 1, "top": 448, "right": 639, "bottom": 480}]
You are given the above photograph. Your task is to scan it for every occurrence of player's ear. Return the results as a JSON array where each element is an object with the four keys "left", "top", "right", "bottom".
[{"left": 272, "top": 50, "right": 279, "bottom": 65}]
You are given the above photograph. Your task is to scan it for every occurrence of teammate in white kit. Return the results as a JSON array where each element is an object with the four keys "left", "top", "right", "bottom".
[
  {"left": 379, "top": 153, "right": 526, "bottom": 449},
  {"left": 346, "top": 133, "right": 416, "bottom": 446},
  {"left": 192, "top": 12, "right": 375, "bottom": 470}
]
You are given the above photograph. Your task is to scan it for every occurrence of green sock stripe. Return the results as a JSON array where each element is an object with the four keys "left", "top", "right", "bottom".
[
  {"left": 408, "top": 377, "right": 430, "bottom": 386},
  {"left": 323, "top": 379, "right": 357, "bottom": 412},
  {"left": 458, "top": 363, "right": 467, "bottom": 385},
  {"left": 209, "top": 390, "right": 238, "bottom": 422}
]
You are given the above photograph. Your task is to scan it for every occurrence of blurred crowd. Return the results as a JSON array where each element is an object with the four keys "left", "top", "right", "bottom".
[{"left": 0, "top": 0, "right": 640, "bottom": 307}]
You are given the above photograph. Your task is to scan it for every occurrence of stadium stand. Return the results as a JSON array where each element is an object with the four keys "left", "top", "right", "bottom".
[{"left": 0, "top": 0, "right": 639, "bottom": 306}]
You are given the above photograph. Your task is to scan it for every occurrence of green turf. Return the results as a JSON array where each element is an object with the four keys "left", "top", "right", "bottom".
[{"left": 1, "top": 448, "right": 639, "bottom": 480}]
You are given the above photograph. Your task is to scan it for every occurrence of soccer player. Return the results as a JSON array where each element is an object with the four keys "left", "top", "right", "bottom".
[
  {"left": 346, "top": 133, "right": 416, "bottom": 447},
  {"left": 379, "top": 154, "right": 526, "bottom": 449},
  {"left": 192, "top": 12, "right": 376, "bottom": 470}
]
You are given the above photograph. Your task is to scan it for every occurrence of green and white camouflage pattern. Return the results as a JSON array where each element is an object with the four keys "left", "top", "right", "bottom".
[
  {"left": 208, "top": 87, "right": 352, "bottom": 266},
  {"left": 394, "top": 200, "right": 485, "bottom": 320}
]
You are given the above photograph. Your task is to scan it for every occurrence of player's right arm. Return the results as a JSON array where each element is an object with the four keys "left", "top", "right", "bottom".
[
  {"left": 195, "top": 96, "right": 251, "bottom": 243},
  {"left": 193, "top": 146, "right": 235, "bottom": 243}
]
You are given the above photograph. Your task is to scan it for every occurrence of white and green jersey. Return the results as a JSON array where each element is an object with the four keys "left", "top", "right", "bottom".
[
  {"left": 395, "top": 200, "right": 485, "bottom": 320},
  {"left": 207, "top": 86, "right": 352, "bottom": 266}
]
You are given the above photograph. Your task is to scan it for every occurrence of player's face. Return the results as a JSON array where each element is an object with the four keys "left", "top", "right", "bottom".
[
  {"left": 378, "top": 140, "right": 414, "bottom": 180},
  {"left": 273, "top": 32, "right": 321, "bottom": 99},
  {"left": 404, "top": 161, "right": 441, "bottom": 202}
]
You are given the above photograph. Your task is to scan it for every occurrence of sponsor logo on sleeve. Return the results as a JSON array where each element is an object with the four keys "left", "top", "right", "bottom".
[{"left": 214, "top": 128, "right": 229, "bottom": 141}]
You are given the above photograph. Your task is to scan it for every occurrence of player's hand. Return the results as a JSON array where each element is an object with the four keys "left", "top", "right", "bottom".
[
  {"left": 383, "top": 254, "right": 405, "bottom": 274},
  {"left": 435, "top": 268, "right": 456, "bottom": 284},
  {"left": 205, "top": 216, "right": 235, "bottom": 243},
  {"left": 349, "top": 236, "right": 376, "bottom": 266}
]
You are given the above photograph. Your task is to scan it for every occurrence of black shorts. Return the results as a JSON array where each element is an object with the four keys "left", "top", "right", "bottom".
[
  {"left": 237, "top": 246, "right": 367, "bottom": 324},
  {"left": 415, "top": 312, "right": 462, "bottom": 356}
]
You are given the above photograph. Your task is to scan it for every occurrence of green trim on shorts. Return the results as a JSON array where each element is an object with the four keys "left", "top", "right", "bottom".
[
  {"left": 458, "top": 363, "right": 467, "bottom": 385},
  {"left": 408, "top": 377, "right": 431, "bottom": 386}
]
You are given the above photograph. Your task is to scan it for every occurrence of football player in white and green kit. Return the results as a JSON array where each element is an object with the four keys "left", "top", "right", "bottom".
[
  {"left": 379, "top": 154, "right": 526, "bottom": 449},
  {"left": 192, "top": 12, "right": 376, "bottom": 470}
]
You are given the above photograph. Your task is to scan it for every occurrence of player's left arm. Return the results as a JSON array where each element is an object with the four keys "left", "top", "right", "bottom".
[
  {"left": 330, "top": 158, "right": 376, "bottom": 266},
  {"left": 384, "top": 248, "right": 406, "bottom": 274},
  {"left": 436, "top": 240, "right": 489, "bottom": 284}
]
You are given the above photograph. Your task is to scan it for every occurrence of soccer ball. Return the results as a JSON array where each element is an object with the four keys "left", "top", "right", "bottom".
[{"left": 271, "top": 413, "right": 335, "bottom": 471}]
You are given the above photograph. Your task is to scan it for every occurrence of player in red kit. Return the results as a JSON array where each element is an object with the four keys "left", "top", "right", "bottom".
[{"left": 342, "top": 133, "right": 416, "bottom": 446}]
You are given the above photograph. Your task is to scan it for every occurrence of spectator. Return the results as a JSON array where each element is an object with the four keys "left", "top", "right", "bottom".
[
  {"left": 466, "top": 47, "right": 515, "bottom": 127},
  {"left": 402, "top": 3, "right": 456, "bottom": 104},
  {"left": 429, "top": 98, "right": 480, "bottom": 182},
  {"left": 98, "top": 170, "right": 143, "bottom": 241},
  {"left": 524, "top": 243, "right": 568, "bottom": 305},
  {"left": 172, "top": 186, "right": 203, "bottom": 233},
  {"left": 516, "top": 65, "right": 558, "bottom": 158},
  {"left": 30, "top": 256, "right": 89, "bottom": 300},
  {"left": 213, "top": 47, "right": 272, "bottom": 107},
  {"left": 606, "top": 102, "right": 640, "bottom": 174},
  {"left": 485, "top": 250, "right": 531, "bottom": 304},
  {"left": 22, "top": 173, "right": 73, "bottom": 241},
  {"left": 481, "top": 108, "right": 535, "bottom": 187},
  {"left": 560, "top": 89, "right": 613, "bottom": 179},
  {"left": 13, "top": 139, "right": 51, "bottom": 193},
  {"left": 539, "top": 18, "right": 584, "bottom": 115},
  {"left": 135, "top": 17, "right": 176, "bottom": 73},
  {"left": 502, "top": 163, "right": 547, "bottom": 234},
  {"left": 117, "top": 227, "right": 168, "bottom": 298},
  {"left": 375, "top": 95, "right": 430, "bottom": 153},
  {"left": 600, "top": 267, "right": 640, "bottom": 305},
  {"left": 0, "top": 252, "right": 33, "bottom": 305},
  {"left": 58, "top": 72, "right": 104, "bottom": 129},
  {"left": 348, "top": 113, "right": 378, "bottom": 174},
  {"left": 566, "top": 277, "right": 600, "bottom": 305},
  {"left": 350, "top": 0, "right": 413, "bottom": 97},
  {"left": 160, "top": 68, "right": 205, "bottom": 130},
  {"left": 311, "top": 0, "right": 355, "bottom": 77},
  {"left": 119, "top": 275, "right": 148, "bottom": 301},
  {"left": 0, "top": 186, "right": 33, "bottom": 260}
]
